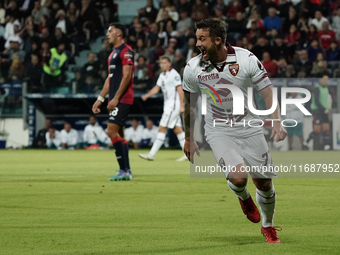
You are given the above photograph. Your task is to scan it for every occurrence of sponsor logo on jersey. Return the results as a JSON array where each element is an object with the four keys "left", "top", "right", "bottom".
[
  {"left": 124, "top": 52, "right": 132, "bottom": 60},
  {"left": 197, "top": 73, "right": 219, "bottom": 83},
  {"left": 228, "top": 64, "right": 239, "bottom": 77},
  {"left": 218, "top": 157, "right": 226, "bottom": 168}
]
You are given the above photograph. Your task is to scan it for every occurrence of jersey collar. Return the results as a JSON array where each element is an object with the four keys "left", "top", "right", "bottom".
[
  {"left": 225, "top": 43, "right": 237, "bottom": 64},
  {"left": 201, "top": 43, "right": 237, "bottom": 71}
]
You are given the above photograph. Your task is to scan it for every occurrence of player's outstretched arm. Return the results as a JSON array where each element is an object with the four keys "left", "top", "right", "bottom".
[
  {"left": 183, "top": 91, "right": 201, "bottom": 163},
  {"left": 141, "top": 85, "right": 161, "bottom": 101},
  {"left": 92, "top": 77, "right": 110, "bottom": 114},
  {"left": 260, "top": 85, "right": 287, "bottom": 142},
  {"left": 176, "top": 85, "right": 184, "bottom": 114}
]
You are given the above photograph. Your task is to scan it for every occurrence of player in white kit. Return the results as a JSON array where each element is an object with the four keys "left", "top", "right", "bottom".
[
  {"left": 139, "top": 56, "right": 187, "bottom": 161},
  {"left": 183, "top": 19, "right": 287, "bottom": 243}
]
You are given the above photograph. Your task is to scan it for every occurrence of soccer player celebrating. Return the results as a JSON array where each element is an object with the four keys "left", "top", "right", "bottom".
[
  {"left": 183, "top": 19, "right": 287, "bottom": 243},
  {"left": 92, "top": 23, "right": 134, "bottom": 181},
  {"left": 139, "top": 56, "right": 187, "bottom": 161}
]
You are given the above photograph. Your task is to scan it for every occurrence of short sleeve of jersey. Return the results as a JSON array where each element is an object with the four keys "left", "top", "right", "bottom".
[
  {"left": 172, "top": 70, "right": 182, "bottom": 87},
  {"left": 182, "top": 63, "right": 199, "bottom": 93},
  {"left": 120, "top": 47, "right": 133, "bottom": 66},
  {"left": 156, "top": 74, "right": 162, "bottom": 87},
  {"left": 248, "top": 54, "right": 272, "bottom": 92}
]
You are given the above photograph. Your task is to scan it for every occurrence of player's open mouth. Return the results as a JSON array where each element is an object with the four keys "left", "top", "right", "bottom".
[{"left": 201, "top": 49, "right": 207, "bottom": 58}]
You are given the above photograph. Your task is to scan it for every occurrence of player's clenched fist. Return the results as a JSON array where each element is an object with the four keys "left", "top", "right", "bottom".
[
  {"left": 184, "top": 138, "right": 201, "bottom": 164},
  {"left": 92, "top": 100, "right": 102, "bottom": 114}
]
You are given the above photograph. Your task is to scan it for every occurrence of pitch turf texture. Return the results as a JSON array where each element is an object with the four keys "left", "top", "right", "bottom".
[{"left": 1, "top": 150, "right": 340, "bottom": 255}]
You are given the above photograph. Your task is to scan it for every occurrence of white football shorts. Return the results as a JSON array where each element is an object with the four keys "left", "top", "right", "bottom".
[
  {"left": 159, "top": 110, "right": 182, "bottom": 128},
  {"left": 206, "top": 133, "right": 277, "bottom": 179}
]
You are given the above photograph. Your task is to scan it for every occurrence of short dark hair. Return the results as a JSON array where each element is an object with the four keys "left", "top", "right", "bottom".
[
  {"left": 195, "top": 18, "right": 227, "bottom": 45},
  {"left": 110, "top": 23, "right": 127, "bottom": 39}
]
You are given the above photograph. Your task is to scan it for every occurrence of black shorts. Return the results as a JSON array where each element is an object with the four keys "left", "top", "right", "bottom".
[
  {"left": 313, "top": 110, "right": 329, "bottom": 125},
  {"left": 108, "top": 102, "right": 131, "bottom": 126}
]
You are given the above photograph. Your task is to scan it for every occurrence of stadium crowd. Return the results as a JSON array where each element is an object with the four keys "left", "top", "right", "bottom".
[{"left": 1, "top": 0, "right": 340, "bottom": 94}]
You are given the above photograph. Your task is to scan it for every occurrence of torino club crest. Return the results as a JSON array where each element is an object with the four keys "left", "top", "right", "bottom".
[{"left": 228, "top": 64, "right": 239, "bottom": 77}]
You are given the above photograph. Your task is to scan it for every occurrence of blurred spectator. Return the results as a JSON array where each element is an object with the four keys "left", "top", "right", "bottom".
[
  {"left": 227, "top": 0, "right": 243, "bottom": 19},
  {"left": 5, "top": 0, "right": 22, "bottom": 20},
  {"left": 279, "top": 64, "right": 296, "bottom": 78},
  {"left": 260, "top": 0, "right": 277, "bottom": 19},
  {"left": 333, "top": 7, "right": 340, "bottom": 40},
  {"left": 134, "top": 38, "right": 149, "bottom": 62},
  {"left": 274, "top": 57, "right": 288, "bottom": 77},
  {"left": 263, "top": 7, "right": 281, "bottom": 32},
  {"left": 227, "top": 12, "right": 246, "bottom": 45},
  {"left": 212, "top": 0, "right": 227, "bottom": 16},
  {"left": 51, "top": 9, "right": 72, "bottom": 35},
  {"left": 191, "top": 0, "right": 208, "bottom": 22},
  {"left": 261, "top": 51, "right": 277, "bottom": 77},
  {"left": 238, "top": 36, "right": 251, "bottom": 50},
  {"left": 311, "top": 52, "right": 328, "bottom": 77},
  {"left": 168, "top": 6, "right": 179, "bottom": 22},
  {"left": 60, "top": 123, "right": 79, "bottom": 150},
  {"left": 133, "top": 55, "right": 150, "bottom": 90},
  {"left": 185, "top": 37, "right": 196, "bottom": 63},
  {"left": 246, "top": 9, "right": 263, "bottom": 32},
  {"left": 307, "top": 38, "right": 323, "bottom": 62},
  {"left": 292, "top": 49, "right": 312, "bottom": 76},
  {"left": 177, "top": 0, "right": 190, "bottom": 15},
  {"left": 156, "top": 0, "right": 172, "bottom": 23},
  {"left": 309, "top": 10, "right": 330, "bottom": 31},
  {"left": 318, "top": 22, "right": 335, "bottom": 50},
  {"left": 147, "top": 22, "right": 161, "bottom": 63},
  {"left": 214, "top": 6, "right": 227, "bottom": 26},
  {"left": 278, "top": 0, "right": 292, "bottom": 19},
  {"left": 46, "top": 127, "right": 62, "bottom": 149},
  {"left": 42, "top": 43, "right": 67, "bottom": 92},
  {"left": 94, "top": 0, "right": 114, "bottom": 27},
  {"left": 0, "top": 56, "right": 10, "bottom": 82},
  {"left": 98, "top": 38, "right": 111, "bottom": 70},
  {"left": 8, "top": 54, "right": 25, "bottom": 81},
  {"left": 78, "top": 0, "right": 102, "bottom": 39},
  {"left": 271, "top": 37, "right": 288, "bottom": 61},
  {"left": 245, "top": 0, "right": 257, "bottom": 18},
  {"left": 81, "top": 52, "right": 100, "bottom": 83},
  {"left": 318, "top": 0, "right": 331, "bottom": 19},
  {"left": 125, "top": 119, "right": 144, "bottom": 149},
  {"left": 4, "top": 16, "right": 21, "bottom": 40},
  {"left": 172, "top": 50, "right": 185, "bottom": 76},
  {"left": 140, "top": 119, "right": 158, "bottom": 147},
  {"left": 128, "top": 23, "right": 146, "bottom": 49},
  {"left": 39, "top": 27, "right": 51, "bottom": 42},
  {"left": 326, "top": 40, "right": 340, "bottom": 71},
  {"left": 3, "top": 39, "right": 26, "bottom": 61},
  {"left": 39, "top": 15, "right": 49, "bottom": 33},
  {"left": 284, "top": 24, "right": 300, "bottom": 59},
  {"left": 176, "top": 10, "right": 192, "bottom": 35},
  {"left": 247, "top": 20, "right": 262, "bottom": 46},
  {"left": 33, "top": 118, "right": 51, "bottom": 148},
  {"left": 251, "top": 37, "right": 271, "bottom": 60},
  {"left": 139, "top": 0, "right": 158, "bottom": 23},
  {"left": 31, "top": 0, "right": 49, "bottom": 26},
  {"left": 66, "top": 2, "right": 80, "bottom": 19},
  {"left": 282, "top": 6, "right": 298, "bottom": 35},
  {"left": 26, "top": 54, "right": 43, "bottom": 92},
  {"left": 83, "top": 115, "right": 111, "bottom": 148},
  {"left": 39, "top": 41, "right": 50, "bottom": 65},
  {"left": 68, "top": 14, "right": 86, "bottom": 54},
  {"left": 266, "top": 28, "right": 279, "bottom": 46},
  {"left": 49, "top": 27, "right": 71, "bottom": 51}
]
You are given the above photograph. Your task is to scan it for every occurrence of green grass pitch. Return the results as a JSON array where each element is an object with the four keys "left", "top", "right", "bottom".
[{"left": 1, "top": 149, "right": 340, "bottom": 255}]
